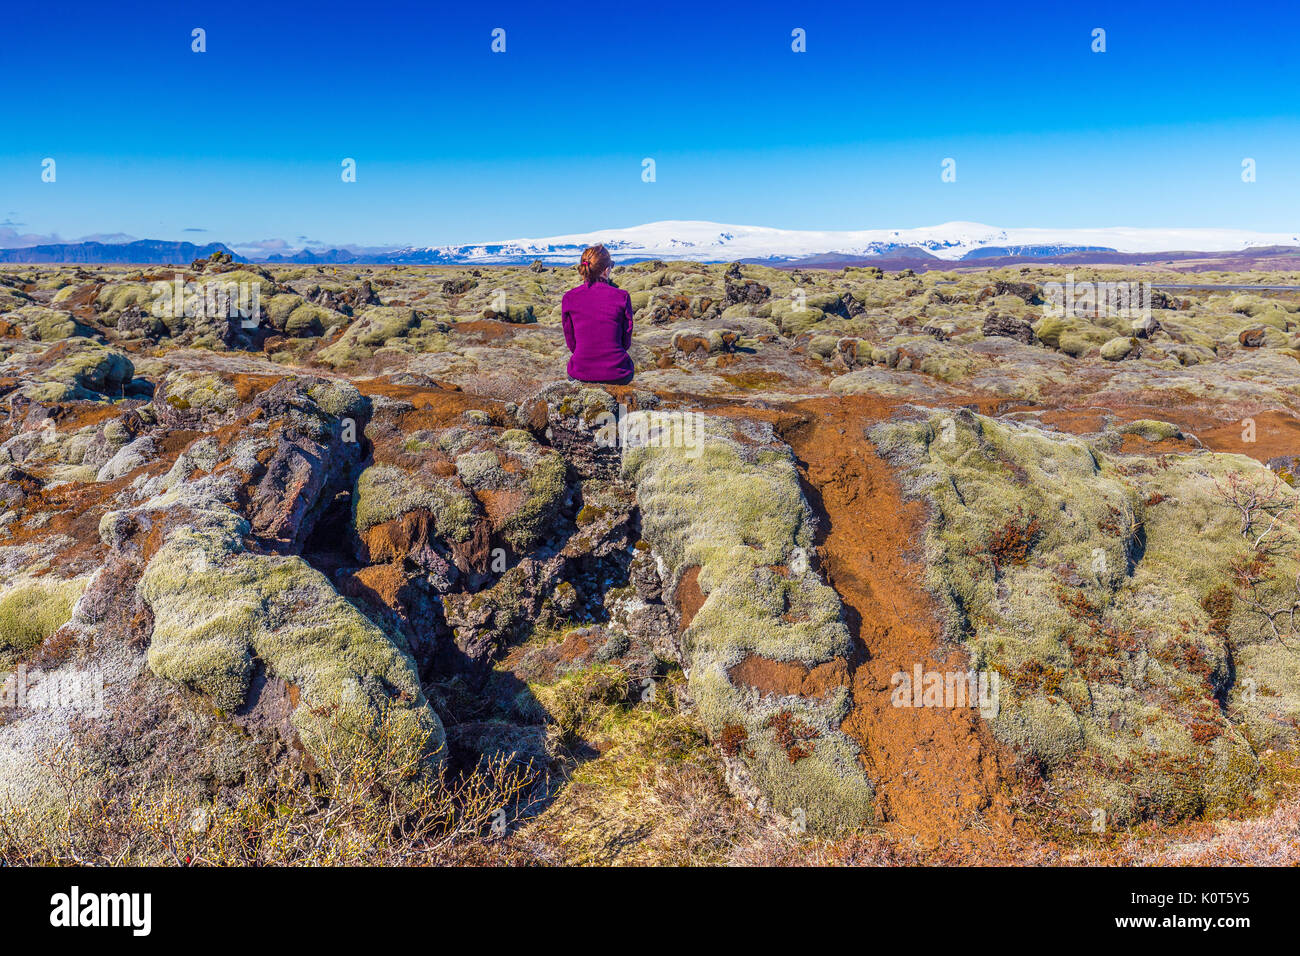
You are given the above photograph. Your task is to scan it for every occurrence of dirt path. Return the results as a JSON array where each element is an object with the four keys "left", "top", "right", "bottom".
[
  {"left": 778, "top": 397, "right": 1012, "bottom": 844},
  {"left": 1025, "top": 404, "right": 1300, "bottom": 463}
]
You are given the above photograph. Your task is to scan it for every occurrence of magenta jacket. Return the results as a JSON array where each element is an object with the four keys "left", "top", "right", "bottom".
[{"left": 561, "top": 280, "right": 635, "bottom": 383}]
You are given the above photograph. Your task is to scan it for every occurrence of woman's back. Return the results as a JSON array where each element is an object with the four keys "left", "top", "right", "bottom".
[{"left": 562, "top": 276, "right": 634, "bottom": 384}]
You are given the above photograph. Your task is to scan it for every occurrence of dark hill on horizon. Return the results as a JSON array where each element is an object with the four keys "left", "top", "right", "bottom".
[{"left": 0, "top": 239, "right": 239, "bottom": 265}]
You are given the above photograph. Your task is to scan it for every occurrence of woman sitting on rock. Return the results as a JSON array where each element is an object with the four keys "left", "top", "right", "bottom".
[{"left": 562, "top": 243, "right": 635, "bottom": 386}]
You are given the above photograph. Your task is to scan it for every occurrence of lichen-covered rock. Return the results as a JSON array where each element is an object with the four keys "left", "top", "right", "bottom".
[
  {"left": 1100, "top": 336, "right": 1136, "bottom": 361},
  {"left": 518, "top": 382, "right": 625, "bottom": 479},
  {"left": 154, "top": 369, "right": 240, "bottom": 423},
  {"left": 482, "top": 304, "right": 536, "bottom": 324},
  {"left": 28, "top": 342, "right": 134, "bottom": 401},
  {"left": 0, "top": 576, "right": 85, "bottom": 659},
  {"left": 95, "top": 435, "right": 157, "bottom": 482},
  {"left": 621, "top": 410, "right": 874, "bottom": 833},
  {"left": 284, "top": 302, "right": 334, "bottom": 337},
  {"left": 139, "top": 509, "right": 445, "bottom": 771},
  {"left": 356, "top": 463, "right": 477, "bottom": 543},
  {"left": 316, "top": 305, "right": 420, "bottom": 367},
  {"left": 13, "top": 305, "right": 92, "bottom": 341},
  {"left": 872, "top": 409, "right": 1300, "bottom": 826},
  {"left": 95, "top": 282, "right": 155, "bottom": 316},
  {"left": 440, "top": 475, "right": 635, "bottom": 682}
]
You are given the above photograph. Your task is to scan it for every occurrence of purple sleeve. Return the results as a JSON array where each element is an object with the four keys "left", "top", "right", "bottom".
[
  {"left": 562, "top": 295, "right": 576, "bottom": 352},
  {"left": 622, "top": 292, "right": 634, "bottom": 349}
]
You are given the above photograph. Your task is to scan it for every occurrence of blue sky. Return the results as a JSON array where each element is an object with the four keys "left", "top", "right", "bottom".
[{"left": 2, "top": 0, "right": 1297, "bottom": 249}]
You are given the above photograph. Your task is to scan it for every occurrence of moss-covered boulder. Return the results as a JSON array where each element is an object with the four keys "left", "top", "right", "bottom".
[
  {"left": 155, "top": 369, "right": 240, "bottom": 420},
  {"left": 871, "top": 409, "right": 1300, "bottom": 827},
  {"left": 26, "top": 342, "right": 134, "bottom": 401},
  {"left": 492, "top": 441, "right": 567, "bottom": 552},
  {"left": 95, "top": 281, "right": 157, "bottom": 316},
  {"left": 482, "top": 304, "right": 536, "bottom": 324},
  {"left": 622, "top": 410, "right": 874, "bottom": 834},
  {"left": 263, "top": 293, "right": 305, "bottom": 328},
  {"left": 284, "top": 303, "right": 334, "bottom": 337},
  {"left": 14, "top": 305, "right": 91, "bottom": 341},
  {"left": 139, "top": 509, "right": 445, "bottom": 771},
  {"left": 0, "top": 577, "right": 85, "bottom": 659},
  {"left": 346, "top": 306, "right": 418, "bottom": 347},
  {"left": 355, "top": 464, "right": 476, "bottom": 543},
  {"left": 315, "top": 305, "right": 420, "bottom": 366},
  {"left": 1033, "top": 314, "right": 1111, "bottom": 355},
  {"left": 306, "top": 379, "right": 366, "bottom": 419},
  {"left": 1099, "top": 336, "right": 1136, "bottom": 361},
  {"left": 264, "top": 294, "right": 334, "bottom": 337}
]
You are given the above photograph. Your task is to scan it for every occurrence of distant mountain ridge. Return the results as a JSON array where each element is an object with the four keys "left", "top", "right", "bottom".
[
  {"left": 0, "top": 239, "right": 237, "bottom": 264},
  {"left": 258, "top": 247, "right": 372, "bottom": 265},
  {"left": 2, "top": 221, "right": 1299, "bottom": 268}
]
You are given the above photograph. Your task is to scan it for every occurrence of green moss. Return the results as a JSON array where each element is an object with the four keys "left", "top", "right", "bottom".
[
  {"left": 578, "top": 388, "right": 617, "bottom": 418},
  {"left": 871, "top": 410, "right": 1300, "bottom": 826},
  {"left": 1058, "top": 325, "right": 1112, "bottom": 357},
  {"left": 38, "top": 343, "right": 134, "bottom": 399},
  {"left": 402, "top": 436, "right": 432, "bottom": 454},
  {"left": 623, "top": 417, "right": 813, "bottom": 584},
  {"left": 807, "top": 334, "right": 840, "bottom": 359},
  {"left": 354, "top": 464, "right": 476, "bottom": 542},
  {"left": 315, "top": 340, "right": 372, "bottom": 369},
  {"left": 95, "top": 283, "right": 154, "bottom": 314},
  {"left": 162, "top": 370, "right": 237, "bottom": 414},
  {"left": 139, "top": 513, "right": 444, "bottom": 771},
  {"left": 990, "top": 696, "right": 1084, "bottom": 768},
  {"left": 512, "top": 665, "right": 773, "bottom": 864},
  {"left": 202, "top": 268, "right": 271, "bottom": 292},
  {"left": 1033, "top": 315, "right": 1112, "bottom": 354},
  {"left": 315, "top": 306, "right": 419, "bottom": 367},
  {"left": 263, "top": 293, "right": 305, "bottom": 330},
  {"left": 0, "top": 578, "right": 85, "bottom": 655},
  {"left": 496, "top": 429, "right": 537, "bottom": 451},
  {"left": 1099, "top": 336, "right": 1136, "bottom": 361},
  {"left": 915, "top": 340, "right": 995, "bottom": 383},
  {"left": 15, "top": 305, "right": 89, "bottom": 341},
  {"left": 489, "top": 304, "right": 535, "bottom": 324},
  {"left": 285, "top": 303, "right": 334, "bottom": 337},
  {"left": 500, "top": 451, "right": 566, "bottom": 551},
  {"left": 454, "top": 450, "right": 503, "bottom": 488},
  {"left": 530, "top": 663, "right": 630, "bottom": 743},
  {"left": 435, "top": 427, "right": 478, "bottom": 456},
  {"left": 576, "top": 504, "right": 608, "bottom": 526},
  {"left": 1230, "top": 294, "right": 1270, "bottom": 317},
  {"left": 621, "top": 411, "right": 873, "bottom": 833},
  {"left": 306, "top": 379, "right": 365, "bottom": 419},
  {"left": 21, "top": 381, "right": 77, "bottom": 403},
  {"left": 771, "top": 300, "right": 826, "bottom": 335},
  {"left": 350, "top": 306, "right": 418, "bottom": 346},
  {"left": 1118, "top": 419, "right": 1183, "bottom": 442}
]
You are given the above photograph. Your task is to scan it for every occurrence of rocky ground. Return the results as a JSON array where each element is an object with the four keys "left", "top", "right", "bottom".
[{"left": 2, "top": 254, "right": 1300, "bottom": 864}]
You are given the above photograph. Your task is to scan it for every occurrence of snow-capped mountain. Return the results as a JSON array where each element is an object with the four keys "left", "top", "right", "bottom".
[
  {"left": 9, "top": 221, "right": 1300, "bottom": 266},
  {"left": 379, "top": 220, "right": 1300, "bottom": 266}
]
